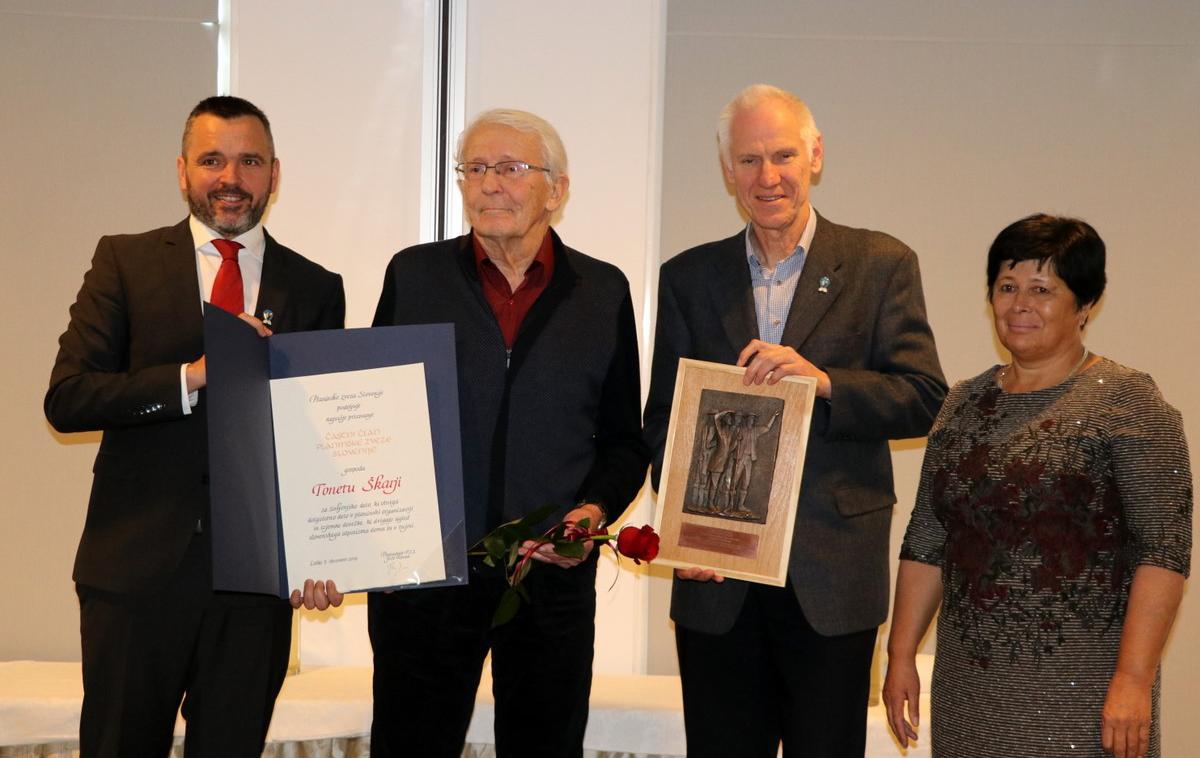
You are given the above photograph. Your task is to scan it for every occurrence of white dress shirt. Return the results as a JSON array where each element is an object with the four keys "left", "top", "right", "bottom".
[{"left": 179, "top": 215, "right": 267, "bottom": 414}]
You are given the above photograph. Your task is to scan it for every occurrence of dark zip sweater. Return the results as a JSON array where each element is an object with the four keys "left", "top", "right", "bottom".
[{"left": 373, "top": 230, "right": 648, "bottom": 544}]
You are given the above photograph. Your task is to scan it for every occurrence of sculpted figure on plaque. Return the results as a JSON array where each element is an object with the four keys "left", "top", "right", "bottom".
[
  {"left": 729, "top": 410, "right": 781, "bottom": 514},
  {"left": 703, "top": 410, "right": 737, "bottom": 510}
]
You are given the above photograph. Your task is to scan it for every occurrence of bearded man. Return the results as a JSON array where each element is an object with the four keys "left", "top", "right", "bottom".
[{"left": 46, "top": 96, "right": 346, "bottom": 758}]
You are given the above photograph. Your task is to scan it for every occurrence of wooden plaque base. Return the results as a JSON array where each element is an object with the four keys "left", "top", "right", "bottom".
[{"left": 652, "top": 359, "right": 815, "bottom": 586}]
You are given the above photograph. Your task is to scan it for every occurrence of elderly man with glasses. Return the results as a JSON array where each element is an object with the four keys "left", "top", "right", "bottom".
[{"left": 369, "top": 109, "right": 648, "bottom": 758}]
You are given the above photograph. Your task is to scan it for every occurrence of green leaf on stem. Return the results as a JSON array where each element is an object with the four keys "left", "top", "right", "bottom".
[
  {"left": 514, "top": 582, "right": 531, "bottom": 602},
  {"left": 515, "top": 504, "right": 558, "bottom": 529},
  {"left": 553, "top": 540, "right": 586, "bottom": 559},
  {"left": 492, "top": 588, "right": 522, "bottom": 628},
  {"left": 482, "top": 532, "right": 509, "bottom": 560}
]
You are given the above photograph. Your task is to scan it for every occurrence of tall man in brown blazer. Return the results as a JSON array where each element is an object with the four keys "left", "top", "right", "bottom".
[
  {"left": 46, "top": 96, "right": 345, "bottom": 758},
  {"left": 643, "top": 84, "right": 947, "bottom": 757}
]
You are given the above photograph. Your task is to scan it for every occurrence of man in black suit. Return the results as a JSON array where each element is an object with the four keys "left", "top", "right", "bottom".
[
  {"left": 643, "top": 84, "right": 947, "bottom": 757},
  {"left": 46, "top": 96, "right": 346, "bottom": 758}
]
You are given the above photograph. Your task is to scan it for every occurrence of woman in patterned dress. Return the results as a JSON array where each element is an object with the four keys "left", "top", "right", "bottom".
[{"left": 882, "top": 215, "right": 1191, "bottom": 758}]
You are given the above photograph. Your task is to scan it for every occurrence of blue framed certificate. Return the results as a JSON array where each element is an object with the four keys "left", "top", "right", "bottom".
[{"left": 203, "top": 306, "right": 466, "bottom": 597}]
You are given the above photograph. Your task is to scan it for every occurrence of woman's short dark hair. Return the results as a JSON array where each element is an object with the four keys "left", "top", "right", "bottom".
[{"left": 986, "top": 214, "right": 1106, "bottom": 308}]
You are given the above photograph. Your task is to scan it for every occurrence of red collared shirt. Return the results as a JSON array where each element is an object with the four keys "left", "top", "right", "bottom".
[{"left": 473, "top": 231, "right": 555, "bottom": 348}]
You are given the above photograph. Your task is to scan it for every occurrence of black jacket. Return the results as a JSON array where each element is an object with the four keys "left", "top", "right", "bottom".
[
  {"left": 644, "top": 213, "right": 947, "bottom": 635},
  {"left": 373, "top": 230, "right": 648, "bottom": 544},
  {"left": 46, "top": 219, "right": 345, "bottom": 594}
]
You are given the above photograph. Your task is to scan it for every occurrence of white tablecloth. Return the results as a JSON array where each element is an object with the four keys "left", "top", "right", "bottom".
[{"left": 0, "top": 660, "right": 931, "bottom": 757}]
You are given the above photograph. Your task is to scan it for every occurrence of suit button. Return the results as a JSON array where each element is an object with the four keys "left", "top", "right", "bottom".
[{"left": 201, "top": 474, "right": 210, "bottom": 485}]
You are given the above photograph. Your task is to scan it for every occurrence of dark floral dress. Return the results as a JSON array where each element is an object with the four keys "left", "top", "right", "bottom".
[{"left": 901, "top": 358, "right": 1192, "bottom": 758}]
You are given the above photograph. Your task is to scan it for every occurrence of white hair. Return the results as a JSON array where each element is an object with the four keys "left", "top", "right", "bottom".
[
  {"left": 456, "top": 108, "right": 568, "bottom": 180},
  {"left": 717, "top": 84, "right": 820, "bottom": 169}
]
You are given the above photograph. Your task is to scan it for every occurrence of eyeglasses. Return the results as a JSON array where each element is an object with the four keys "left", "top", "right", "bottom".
[{"left": 455, "top": 161, "right": 552, "bottom": 182}]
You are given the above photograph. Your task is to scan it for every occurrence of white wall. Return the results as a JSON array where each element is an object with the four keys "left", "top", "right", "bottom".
[
  {"left": 1, "top": 0, "right": 218, "bottom": 662},
  {"left": 231, "top": 0, "right": 430, "bottom": 330}
]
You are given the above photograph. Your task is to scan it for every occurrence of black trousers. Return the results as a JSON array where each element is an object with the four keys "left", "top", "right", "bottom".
[
  {"left": 77, "top": 534, "right": 293, "bottom": 758},
  {"left": 675, "top": 581, "right": 877, "bottom": 758},
  {"left": 368, "top": 555, "right": 598, "bottom": 757}
]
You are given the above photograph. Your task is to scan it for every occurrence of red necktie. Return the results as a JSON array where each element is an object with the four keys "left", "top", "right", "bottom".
[{"left": 210, "top": 239, "right": 245, "bottom": 314}]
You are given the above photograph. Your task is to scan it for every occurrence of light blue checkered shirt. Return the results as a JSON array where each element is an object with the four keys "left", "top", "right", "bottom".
[{"left": 745, "top": 211, "right": 817, "bottom": 344}]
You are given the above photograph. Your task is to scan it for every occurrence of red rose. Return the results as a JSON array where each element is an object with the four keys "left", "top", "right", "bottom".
[
  {"left": 473, "top": 508, "right": 658, "bottom": 627},
  {"left": 616, "top": 525, "right": 660, "bottom": 564}
]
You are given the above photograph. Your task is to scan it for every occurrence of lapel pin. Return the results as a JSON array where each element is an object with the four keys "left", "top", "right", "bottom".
[
  {"left": 817, "top": 276, "right": 831, "bottom": 294},
  {"left": 262, "top": 309, "right": 274, "bottom": 327}
]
